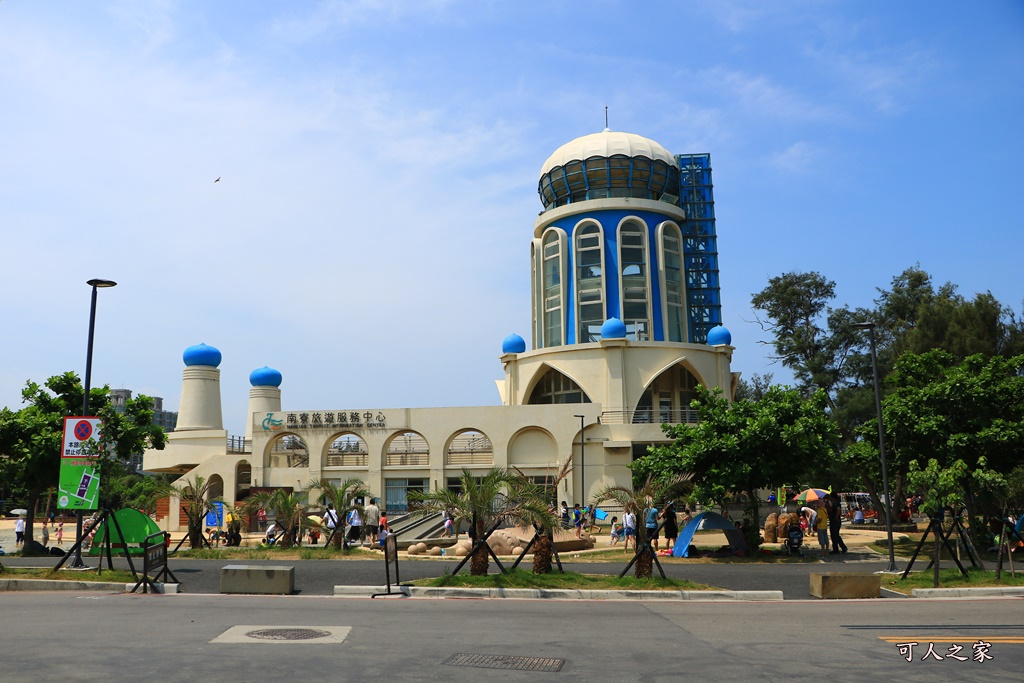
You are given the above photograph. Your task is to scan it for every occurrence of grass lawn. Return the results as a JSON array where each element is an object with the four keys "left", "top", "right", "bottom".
[
  {"left": 571, "top": 547, "right": 818, "bottom": 563},
  {"left": 412, "top": 567, "right": 719, "bottom": 591},
  {"left": 881, "top": 567, "right": 1024, "bottom": 595},
  {"left": 869, "top": 537, "right": 1008, "bottom": 564},
  {"left": 0, "top": 566, "right": 138, "bottom": 583}
]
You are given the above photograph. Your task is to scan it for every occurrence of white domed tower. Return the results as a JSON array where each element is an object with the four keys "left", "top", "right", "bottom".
[
  {"left": 245, "top": 366, "right": 283, "bottom": 444},
  {"left": 176, "top": 343, "right": 224, "bottom": 431},
  {"left": 499, "top": 129, "right": 735, "bottom": 437}
]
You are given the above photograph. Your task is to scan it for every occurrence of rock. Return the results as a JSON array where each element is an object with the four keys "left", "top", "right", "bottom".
[
  {"left": 454, "top": 545, "right": 468, "bottom": 556},
  {"left": 428, "top": 546, "right": 442, "bottom": 556}
]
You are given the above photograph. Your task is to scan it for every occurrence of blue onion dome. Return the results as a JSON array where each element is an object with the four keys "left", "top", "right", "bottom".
[
  {"left": 183, "top": 342, "right": 222, "bottom": 367},
  {"left": 600, "top": 317, "right": 627, "bottom": 339},
  {"left": 502, "top": 333, "right": 526, "bottom": 354},
  {"left": 249, "top": 366, "right": 282, "bottom": 387},
  {"left": 706, "top": 326, "right": 732, "bottom": 346}
]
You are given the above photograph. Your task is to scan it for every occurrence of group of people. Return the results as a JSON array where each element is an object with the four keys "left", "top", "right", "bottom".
[
  {"left": 608, "top": 502, "right": 690, "bottom": 553},
  {"left": 321, "top": 498, "right": 390, "bottom": 549},
  {"left": 13, "top": 517, "right": 66, "bottom": 549},
  {"left": 799, "top": 492, "right": 847, "bottom": 557}
]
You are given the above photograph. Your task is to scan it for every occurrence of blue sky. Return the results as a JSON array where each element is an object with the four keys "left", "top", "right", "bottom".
[{"left": 2, "top": 1, "right": 1022, "bottom": 436}]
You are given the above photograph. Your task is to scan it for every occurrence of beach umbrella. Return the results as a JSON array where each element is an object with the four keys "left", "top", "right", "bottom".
[{"left": 792, "top": 488, "right": 829, "bottom": 504}]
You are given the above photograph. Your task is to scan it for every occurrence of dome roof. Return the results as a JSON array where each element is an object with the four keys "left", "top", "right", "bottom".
[
  {"left": 707, "top": 326, "right": 732, "bottom": 346},
  {"left": 502, "top": 333, "right": 526, "bottom": 354},
  {"left": 600, "top": 317, "right": 627, "bottom": 339},
  {"left": 249, "top": 366, "right": 282, "bottom": 387},
  {"left": 183, "top": 342, "right": 222, "bottom": 367},
  {"left": 540, "top": 130, "right": 676, "bottom": 177}
]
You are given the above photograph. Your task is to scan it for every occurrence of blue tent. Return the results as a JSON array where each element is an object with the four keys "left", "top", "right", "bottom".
[{"left": 672, "top": 511, "right": 750, "bottom": 557}]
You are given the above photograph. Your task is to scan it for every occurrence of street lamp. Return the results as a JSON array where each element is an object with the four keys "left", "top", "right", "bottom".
[
  {"left": 853, "top": 321, "right": 898, "bottom": 572},
  {"left": 574, "top": 414, "right": 586, "bottom": 523},
  {"left": 72, "top": 278, "right": 117, "bottom": 567}
]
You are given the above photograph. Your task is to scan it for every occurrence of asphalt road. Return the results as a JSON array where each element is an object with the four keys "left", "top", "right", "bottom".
[
  {"left": 0, "top": 591, "right": 1021, "bottom": 682},
  {"left": 3, "top": 549, "right": 929, "bottom": 599}
]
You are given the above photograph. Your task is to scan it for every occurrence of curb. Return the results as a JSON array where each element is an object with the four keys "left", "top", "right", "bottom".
[
  {"left": 0, "top": 579, "right": 179, "bottom": 594},
  {"left": 333, "top": 585, "right": 783, "bottom": 601},
  {"left": 911, "top": 587, "right": 1024, "bottom": 599}
]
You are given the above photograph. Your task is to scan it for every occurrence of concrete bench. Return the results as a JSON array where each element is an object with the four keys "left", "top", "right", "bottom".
[
  {"left": 809, "top": 572, "right": 880, "bottom": 599},
  {"left": 220, "top": 565, "right": 295, "bottom": 595}
]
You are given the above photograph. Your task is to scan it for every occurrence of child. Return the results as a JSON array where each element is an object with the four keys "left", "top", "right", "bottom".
[
  {"left": 609, "top": 516, "right": 623, "bottom": 546},
  {"left": 55, "top": 521, "right": 64, "bottom": 546},
  {"left": 440, "top": 509, "right": 453, "bottom": 537}
]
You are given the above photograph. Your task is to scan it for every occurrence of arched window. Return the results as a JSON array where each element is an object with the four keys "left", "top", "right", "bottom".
[
  {"left": 385, "top": 431, "right": 430, "bottom": 467},
  {"left": 528, "top": 368, "right": 592, "bottom": 404},
  {"left": 618, "top": 221, "right": 650, "bottom": 340},
  {"left": 659, "top": 222, "right": 685, "bottom": 342},
  {"left": 542, "top": 231, "right": 563, "bottom": 347},
  {"left": 574, "top": 222, "right": 605, "bottom": 343}
]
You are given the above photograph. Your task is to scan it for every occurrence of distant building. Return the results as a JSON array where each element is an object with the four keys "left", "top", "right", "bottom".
[
  {"left": 144, "top": 128, "right": 738, "bottom": 530},
  {"left": 110, "top": 388, "right": 177, "bottom": 471}
]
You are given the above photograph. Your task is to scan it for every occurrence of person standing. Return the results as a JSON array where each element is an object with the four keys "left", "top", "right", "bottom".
[
  {"left": 815, "top": 500, "right": 830, "bottom": 557},
  {"left": 645, "top": 504, "right": 660, "bottom": 551},
  {"left": 572, "top": 504, "right": 583, "bottom": 539},
  {"left": 622, "top": 510, "right": 636, "bottom": 551},
  {"left": 660, "top": 502, "right": 679, "bottom": 553},
  {"left": 346, "top": 504, "right": 363, "bottom": 548},
  {"left": 40, "top": 521, "right": 50, "bottom": 548},
  {"left": 55, "top": 521, "right": 64, "bottom": 546},
  {"left": 363, "top": 498, "right": 381, "bottom": 547},
  {"left": 560, "top": 501, "right": 570, "bottom": 529},
  {"left": 322, "top": 504, "right": 338, "bottom": 542},
  {"left": 14, "top": 516, "right": 25, "bottom": 546},
  {"left": 827, "top": 492, "right": 847, "bottom": 554}
]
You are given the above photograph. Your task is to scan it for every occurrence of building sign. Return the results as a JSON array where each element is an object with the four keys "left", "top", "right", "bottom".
[
  {"left": 57, "top": 416, "right": 102, "bottom": 511},
  {"left": 261, "top": 411, "right": 388, "bottom": 431}
]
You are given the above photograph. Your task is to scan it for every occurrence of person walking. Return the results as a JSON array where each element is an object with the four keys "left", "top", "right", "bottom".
[
  {"left": 55, "top": 521, "right": 64, "bottom": 546},
  {"left": 346, "top": 504, "right": 363, "bottom": 548},
  {"left": 827, "top": 492, "right": 847, "bottom": 554},
  {"left": 363, "top": 498, "right": 381, "bottom": 547},
  {"left": 572, "top": 503, "right": 583, "bottom": 539},
  {"left": 14, "top": 516, "right": 25, "bottom": 546}
]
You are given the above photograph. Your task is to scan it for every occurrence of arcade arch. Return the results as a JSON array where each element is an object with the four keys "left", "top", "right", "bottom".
[
  {"left": 446, "top": 429, "right": 494, "bottom": 467},
  {"left": 385, "top": 431, "right": 430, "bottom": 467},
  {"left": 325, "top": 432, "right": 369, "bottom": 467}
]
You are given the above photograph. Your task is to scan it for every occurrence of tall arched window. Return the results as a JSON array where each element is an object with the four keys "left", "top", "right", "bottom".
[
  {"left": 618, "top": 221, "right": 650, "bottom": 341},
  {"left": 574, "top": 222, "right": 605, "bottom": 343},
  {"left": 542, "top": 231, "right": 563, "bottom": 347},
  {"left": 659, "top": 222, "right": 685, "bottom": 342}
]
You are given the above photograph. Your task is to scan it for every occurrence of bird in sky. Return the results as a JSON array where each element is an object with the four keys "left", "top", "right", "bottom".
[{"left": 214, "top": 177, "right": 221, "bottom": 183}]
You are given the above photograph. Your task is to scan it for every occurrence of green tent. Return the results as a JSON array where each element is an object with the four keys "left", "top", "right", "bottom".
[{"left": 89, "top": 508, "right": 162, "bottom": 556}]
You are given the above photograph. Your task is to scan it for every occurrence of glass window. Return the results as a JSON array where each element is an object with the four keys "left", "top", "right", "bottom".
[
  {"left": 575, "top": 223, "right": 604, "bottom": 343},
  {"left": 528, "top": 369, "right": 592, "bottom": 405},
  {"left": 542, "top": 231, "right": 563, "bottom": 347},
  {"left": 661, "top": 224, "right": 685, "bottom": 342},
  {"left": 619, "top": 222, "right": 650, "bottom": 341}
]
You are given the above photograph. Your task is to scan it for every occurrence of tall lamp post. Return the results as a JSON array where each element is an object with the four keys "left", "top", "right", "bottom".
[
  {"left": 574, "top": 414, "right": 586, "bottom": 511},
  {"left": 853, "top": 321, "right": 898, "bottom": 572},
  {"left": 72, "top": 278, "right": 117, "bottom": 567}
]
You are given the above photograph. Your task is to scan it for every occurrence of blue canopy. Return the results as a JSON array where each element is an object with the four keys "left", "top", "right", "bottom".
[{"left": 672, "top": 511, "right": 750, "bottom": 557}]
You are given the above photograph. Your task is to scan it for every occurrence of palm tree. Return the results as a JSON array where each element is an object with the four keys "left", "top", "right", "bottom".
[
  {"left": 163, "top": 475, "right": 220, "bottom": 549},
  {"left": 512, "top": 459, "right": 572, "bottom": 575},
  {"left": 242, "top": 488, "right": 310, "bottom": 549},
  {"left": 409, "top": 467, "right": 558, "bottom": 576},
  {"left": 591, "top": 474, "right": 692, "bottom": 578},
  {"left": 306, "top": 477, "right": 369, "bottom": 550}
]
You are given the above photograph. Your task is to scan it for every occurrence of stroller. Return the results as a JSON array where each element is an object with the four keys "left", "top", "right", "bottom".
[{"left": 785, "top": 525, "right": 804, "bottom": 556}]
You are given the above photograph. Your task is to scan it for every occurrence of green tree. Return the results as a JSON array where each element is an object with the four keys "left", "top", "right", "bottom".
[
  {"left": 591, "top": 475, "right": 692, "bottom": 578},
  {"left": 305, "top": 477, "right": 369, "bottom": 549},
  {"left": 0, "top": 372, "right": 165, "bottom": 551},
  {"left": 637, "top": 385, "right": 839, "bottom": 548},
  {"left": 884, "top": 351, "right": 1024, "bottom": 545},
  {"left": 408, "top": 468, "right": 555, "bottom": 576}
]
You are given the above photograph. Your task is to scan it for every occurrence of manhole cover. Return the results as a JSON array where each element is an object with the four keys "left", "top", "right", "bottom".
[
  {"left": 245, "top": 628, "right": 333, "bottom": 641},
  {"left": 442, "top": 653, "right": 565, "bottom": 672}
]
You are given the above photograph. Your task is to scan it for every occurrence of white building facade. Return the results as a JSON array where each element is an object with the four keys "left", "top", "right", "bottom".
[{"left": 144, "top": 129, "right": 737, "bottom": 528}]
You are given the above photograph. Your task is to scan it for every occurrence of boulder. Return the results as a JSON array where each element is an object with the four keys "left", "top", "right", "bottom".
[{"left": 428, "top": 546, "right": 442, "bottom": 556}]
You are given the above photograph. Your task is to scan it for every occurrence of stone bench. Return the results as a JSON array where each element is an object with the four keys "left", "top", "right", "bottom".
[
  {"left": 809, "top": 572, "right": 880, "bottom": 599},
  {"left": 220, "top": 565, "right": 295, "bottom": 595}
]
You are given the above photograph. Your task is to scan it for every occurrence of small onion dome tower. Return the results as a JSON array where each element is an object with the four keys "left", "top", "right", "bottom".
[
  {"left": 502, "top": 333, "right": 526, "bottom": 354},
  {"left": 600, "top": 317, "right": 627, "bottom": 340},
  {"left": 176, "top": 343, "right": 224, "bottom": 431},
  {"left": 246, "top": 366, "right": 282, "bottom": 443},
  {"left": 706, "top": 325, "right": 732, "bottom": 346}
]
